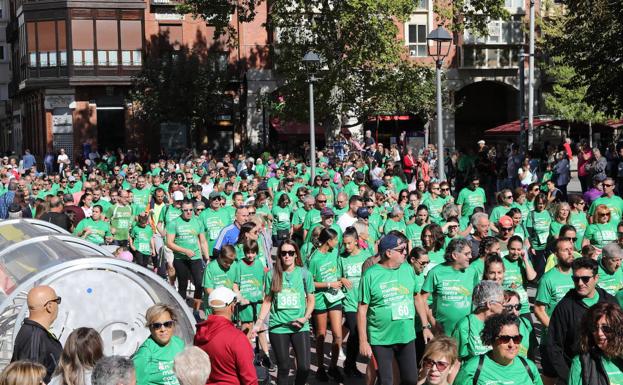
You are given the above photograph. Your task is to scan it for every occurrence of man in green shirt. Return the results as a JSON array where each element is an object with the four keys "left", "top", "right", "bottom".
[
  {"left": 303, "top": 193, "right": 326, "bottom": 239},
  {"left": 588, "top": 177, "right": 623, "bottom": 224},
  {"left": 131, "top": 175, "right": 151, "bottom": 213},
  {"left": 106, "top": 189, "right": 134, "bottom": 247},
  {"left": 597, "top": 242, "right": 623, "bottom": 295},
  {"left": 199, "top": 192, "right": 231, "bottom": 255},
  {"left": 456, "top": 175, "right": 486, "bottom": 219},
  {"left": 166, "top": 200, "right": 209, "bottom": 310}
]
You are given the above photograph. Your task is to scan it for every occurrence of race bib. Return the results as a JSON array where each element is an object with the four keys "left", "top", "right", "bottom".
[
  {"left": 391, "top": 301, "right": 414, "bottom": 320},
  {"left": 277, "top": 289, "right": 301, "bottom": 310},
  {"left": 277, "top": 212, "right": 290, "bottom": 222},
  {"left": 324, "top": 289, "right": 345, "bottom": 303},
  {"left": 209, "top": 228, "right": 220, "bottom": 239},
  {"left": 345, "top": 264, "right": 361, "bottom": 278},
  {"left": 117, "top": 219, "right": 129, "bottom": 229}
]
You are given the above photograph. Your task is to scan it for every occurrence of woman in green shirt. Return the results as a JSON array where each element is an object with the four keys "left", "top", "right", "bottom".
[
  {"left": 454, "top": 313, "right": 542, "bottom": 385},
  {"left": 451, "top": 280, "right": 505, "bottom": 362},
  {"left": 569, "top": 195, "right": 588, "bottom": 251},
  {"left": 406, "top": 205, "right": 429, "bottom": 249},
  {"left": 254, "top": 240, "right": 315, "bottom": 385},
  {"left": 338, "top": 227, "right": 371, "bottom": 377},
  {"left": 307, "top": 228, "right": 344, "bottom": 382},
  {"left": 548, "top": 202, "right": 570, "bottom": 245},
  {"left": 568, "top": 303, "right": 623, "bottom": 385},
  {"left": 503, "top": 290, "right": 537, "bottom": 359},
  {"left": 272, "top": 193, "right": 293, "bottom": 247},
  {"left": 526, "top": 193, "right": 552, "bottom": 278},
  {"left": 583, "top": 205, "right": 617, "bottom": 250},
  {"left": 421, "top": 223, "right": 446, "bottom": 275},
  {"left": 133, "top": 304, "right": 185, "bottom": 385}
]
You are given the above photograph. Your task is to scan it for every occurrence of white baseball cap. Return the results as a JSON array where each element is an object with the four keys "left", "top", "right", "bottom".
[
  {"left": 208, "top": 287, "right": 237, "bottom": 309},
  {"left": 172, "top": 191, "right": 184, "bottom": 201}
]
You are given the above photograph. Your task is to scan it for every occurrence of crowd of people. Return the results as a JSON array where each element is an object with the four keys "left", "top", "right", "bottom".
[{"left": 2, "top": 135, "right": 623, "bottom": 385}]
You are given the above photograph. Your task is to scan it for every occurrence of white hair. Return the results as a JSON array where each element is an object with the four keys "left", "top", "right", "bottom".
[{"left": 174, "top": 347, "right": 212, "bottom": 385}]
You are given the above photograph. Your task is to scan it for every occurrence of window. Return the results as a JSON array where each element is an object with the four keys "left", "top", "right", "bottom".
[
  {"left": 415, "top": 0, "right": 428, "bottom": 9},
  {"left": 0, "top": 45, "right": 4, "bottom": 61},
  {"left": 120, "top": 20, "right": 142, "bottom": 66},
  {"left": 96, "top": 20, "right": 119, "bottom": 66},
  {"left": 159, "top": 24, "right": 183, "bottom": 49},
  {"left": 505, "top": 0, "right": 523, "bottom": 11},
  {"left": 38, "top": 21, "right": 56, "bottom": 67},
  {"left": 462, "top": 46, "right": 518, "bottom": 68},
  {"left": 407, "top": 24, "right": 427, "bottom": 57},
  {"left": 72, "top": 19, "right": 94, "bottom": 66},
  {"left": 58, "top": 21, "right": 67, "bottom": 65},
  {"left": 464, "top": 19, "right": 523, "bottom": 44},
  {"left": 27, "top": 22, "right": 36, "bottom": 67}
]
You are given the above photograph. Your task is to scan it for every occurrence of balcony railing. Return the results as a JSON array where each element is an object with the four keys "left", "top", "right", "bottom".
[{"left": 151, "top": 0, "right": 180, "bottom": 5}]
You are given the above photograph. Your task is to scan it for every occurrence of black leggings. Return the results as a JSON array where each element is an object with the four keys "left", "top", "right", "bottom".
[
  {"left": 173, "top": 258, "right": 204, "bottom": 300},
  {"left": 269, "top": 331, "right": 311, "bottom": 385},
  {"left": 344, "top": 311, "right": 360, "bottom": 370},
  {"left": 372, "top": 340, "right": 418, "bottom": 385},
  {"left": 132, "top": 251, "right": 150, "bottom": 268}
]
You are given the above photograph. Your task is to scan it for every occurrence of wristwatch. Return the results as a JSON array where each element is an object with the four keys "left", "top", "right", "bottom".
[{"left": 423, "top": 323, "right": 432, "bottom": 329}]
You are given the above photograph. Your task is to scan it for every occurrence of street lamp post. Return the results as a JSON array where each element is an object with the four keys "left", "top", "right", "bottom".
[
  {"left": 302, "top": 51, "right": 321, "bottom": 180},
  {"left": 427, "top": 25, "right": 453, "bottom": 182}
]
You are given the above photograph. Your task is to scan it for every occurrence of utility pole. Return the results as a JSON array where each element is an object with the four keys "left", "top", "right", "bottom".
[{"left": 528, "top": 0, "right": 535, "bottom": 149}]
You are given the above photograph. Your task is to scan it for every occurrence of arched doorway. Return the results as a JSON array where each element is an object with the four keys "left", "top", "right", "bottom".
[{"left": 454, "top": 81, "right": 519, "bottom": 149}]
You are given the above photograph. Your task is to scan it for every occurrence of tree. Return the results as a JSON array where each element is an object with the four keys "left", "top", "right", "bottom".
[
  {"left": 541, "top": 0, "right": 623, "bottom": 117},
  {"left": 128, "top": 35, "right": 230, "bottom": 149},
  {"left": 179, "top": 0, "right": 511, "bottom": 139}
]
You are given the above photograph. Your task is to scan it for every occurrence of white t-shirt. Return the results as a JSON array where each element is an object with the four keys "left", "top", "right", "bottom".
[
  {"left": 518, "top": 168, "right": 533, "bottom": 185},
  {"left": 337, "top": 212, "right": 358, "bottom": 232}
]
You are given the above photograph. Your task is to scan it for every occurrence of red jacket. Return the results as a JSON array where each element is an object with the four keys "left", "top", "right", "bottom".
[{"left": 195, "top": 315, "right": 258, "bottom": 385}]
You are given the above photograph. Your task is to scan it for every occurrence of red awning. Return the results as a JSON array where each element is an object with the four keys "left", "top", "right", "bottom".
[
  {"left": 485, "top": 118, "right": 554, "bottom": 134},
  {"left": 607, "top": 119, "right": 623, "bottom": 128},
  {"left": 368, "top": 115, "right": 412, "bottom": 122},
  {"left": 270, "top": 117, "right": 325, "bottom": 136}
]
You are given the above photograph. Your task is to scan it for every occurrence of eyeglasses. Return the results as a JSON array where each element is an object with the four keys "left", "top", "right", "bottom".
[
  {"left": 566, "top": 237, "right": 578, "bottom": 242},
  {"left": 505, "top": 195, "right": 513, "bottom": 199},
  {"left": 417, "top": 260, "right": 430, "bottom": 266},
  {"left": 500, "top": 227, "right": 513, "bottom": 232},
  {"left": 594, "top": 324, "right": 615, "bottom": 335},
  {"left": 504, "top": 304, "right": 522, "bottom": 312},
  {"left": 496, "top": 334, "right": 523, "bottom": 344},
  {"left": 422, "top": 358, "right": 449, "bottom": 372},
  {"left": 195, "top": 208, "right": 204, "bottom": 212},
  {"left": 603, "top": 183, "right": 614, "bottom": 187},
  {"left": 150, "top": 320, "right": 175, "bottom": 330},
  {"left": 441, "top": 188, "right": 450, "bottom": 192},
  {"left": 45, "top": 297, "right": 62, "bottom": 306},
  {"left": 392, "top": 246, "right": 407, "bottom": 254},
  {"left": 182, "top": 209, "right": 194, "bottom": 212},
  {"left": 248, "top": 211, "right": 256, "bottom": 215},
  {"left": 280, "top": 250, "right": 296, "bottom": 257},
  {"left": 577, "top": 201, "right": 586, "bottom": 205},
  {"left": 598, "top": 213, "right": 610, "bottom": 217},
  {"left": 317, "top": 200, "right": 327, "bottom": 203},
  {"left": 572, "top": 275, "right": 594, "bottom": 284},
  {"left": 366, "top": 206, "right": 375, "bottom": 210}
]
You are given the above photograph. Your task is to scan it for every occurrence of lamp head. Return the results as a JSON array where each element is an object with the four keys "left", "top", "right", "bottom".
[
  {"left": 427, "top": 25, "right": 453, "bottom": 63},
  {"left": 302, "top": 51, "right": 322, "bottom": 72}
]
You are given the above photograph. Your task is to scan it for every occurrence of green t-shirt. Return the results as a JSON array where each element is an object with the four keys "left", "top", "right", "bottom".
[
  {"left": 130, "top": 224, "right": 154, "bottom": 255},
  {"left": 424, "top": 248, "right": 446, "bottom": 276},
  {"left": 525, "top": 210, "right": 552, "bottom": 251},
  {"left": 106, "top": 204, "right": 134, "bottom": 241},
  {"left": 383, "top": 218, "right": 407, "bottom": 234},
  {"left": 421, "top": 263, "right": 479, "bottom": 334},
  {"left": 199, "top": 208, "right": 231, "bottom": 254},
  {"left": 303, "top": 208, "right": 322, "bottom": 231},
  {"left": 452, "top": 314, "right": 490, "bottom": 361},
  {"left": 159, "top": 205, "right": 182, "bottom": 227},
  {"left": 264, "top": 267, "right": 315, "bottom": 334},
  {"left": 584, "top": 222, "right": 618, "bottom": 249},
  {"left": 456, "top": 187, "right": 487, "bottom": 218},
  {"left": 292, "top": 207, "right": 309, "bottom": 226},
  {"left": 73, "top": 218, "right": 111, "bottom": 245},
  {"left": 133, "top": 336, "right": 185, "bottom": 385},
  {"left": 511, "top": 201, "right": 530, "bottom": 222},
  {"left": 502, "top": 257, "right": 532, "bottom": 315},
  {"left": 598, "top": 261, "right": 623, "bottom": 296},
  {"left": 589, "top": 195, "right": 623, "bottom": 224},
  {"left": 490, "top": 205, "right": 512, "bottom": 226},
  {"left": 202, "top": 259, "right": 239, "bottom": 291},
  {"left": 569, "top": 211, "right": 588, "bottom": 250},
  {"left": 93, "top": 198, "right": 112, "bottom": 216},
  {"left": 569, "top": 355, "right": 623, "bottom": 385},
  {"left": 406, "top": 222, "right": 426, "bottom": 248},
  {"left": 165, "top": 216, "right": 204, "bottom": 260},
  {"left": 338, "top": 249, "right": 371, "bottom": 313},
  {"left": 423, "top": 196, "right": 448, "bottom": 224},
  {"left": 359, "top": 263, "right": 418, "bottom": 345},
  {"left": 237, "top": 258, "right": 266, "bottom": 322},
  {"left": 272, "top": 205, "right": 292, "bottom": 234},
  {"left": 535, "top": 267, "right": 574, "bottom": 317},
  {"left": 131, "top": 187, "right": 151, "bottom": 213},
  {"left": 455, "top": 353, "right": 543, "bottom": 385},
  {"left": 582, "top": 290, "right": 600, "bottom": 307},
  {"left": 307, "top": 249, "right": 342, "bottom": 310}
]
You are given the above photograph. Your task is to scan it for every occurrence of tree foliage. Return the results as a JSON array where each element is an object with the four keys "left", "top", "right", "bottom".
[
  {"left": 541, "top": 0, "right": 623, "bottom": 117},
  {"left": 128, "top": 38, "right": 230, "bottom": 134}
]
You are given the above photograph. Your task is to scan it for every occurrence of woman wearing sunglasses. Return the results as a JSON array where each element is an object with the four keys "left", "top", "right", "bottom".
[
  {"left": 454, "top": 313, "right": 542, "bottom": 385},
  {"left": 503, "top": 290, "right": 537, "bottom": 359},
  {"left": 568, "top": 302, "right": 623, "bottom": 385},
  {"left": 254, "top": 240, "right": 315, "bottom": 385},
  {"left": 417, "top": 336, "right": 458, "bottom": 385},
  {"left": 133, "top": 304, "right": 185, "bottom": 385},
  {"left": 583, "top": 205, "right": 617, "bottom": 250}
]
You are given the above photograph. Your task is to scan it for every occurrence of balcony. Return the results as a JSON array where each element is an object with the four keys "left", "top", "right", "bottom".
[
  {"left": 457, "top": 45, "right": 521, "bottom": 70},
  {"left": 150, "top": 0, "right": 180, "bottom": 5}
]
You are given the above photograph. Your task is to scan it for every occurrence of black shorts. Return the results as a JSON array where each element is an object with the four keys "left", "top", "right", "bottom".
[{"left": 313, "top": 303, "right": 343, "bottom": 315}]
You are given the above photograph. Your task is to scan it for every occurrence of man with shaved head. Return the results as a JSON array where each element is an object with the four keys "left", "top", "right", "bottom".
[{"left": 11, "top": 285, "right": 63, "bottom": 382}]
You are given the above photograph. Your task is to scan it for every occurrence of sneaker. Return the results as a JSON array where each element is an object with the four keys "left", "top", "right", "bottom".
[
  {"left": 338, "top": 347, "right": 346, "bottom": 361},
  {"left": 344, "top": 366, "right": 364, "bottom": 378},
  {"left": 327, "top": 366, "right": 344, "bottom": 383},
  {"left": 316, "top": 367, "right": 329, "bottom": 382}
]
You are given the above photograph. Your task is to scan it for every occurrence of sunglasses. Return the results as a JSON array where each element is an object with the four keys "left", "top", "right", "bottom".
[
  {"left": 317, "top": 200, "right": 327, "bottom": 203},
  {"left": 280, "top": 250, "right": 296, "bottom": 257},
  {"left": 577, "top": 202, "right": 586, "bottom": 205},
  {"left": 182, "top": 209, "right": 194, "bottom": 212},
  {"left": 441, "top": 188, "right": 450, "bottom": 191},
  {"left": 417, "top": 260, "right": 430, "bottom": 266},
  {"left": 603, "top": 183, "right": 614, "bottom": 187},
  {"left": 505, "top": 195, "right": 513, "bottom": 199},
  {"left": 572, "top": 275, "right": 594, "bottom": 284},
  {"left": 566, "top": 237, "right": 577, "bottom": 242},
  {"left": 422, "top": 358, "right": 449, "bottom": 372},
  {"left": 45, "top": 297, "right": 62, "bottom": 306},
  {"left": 248, "top": 211, "right": 256, "bottom": 215},
  {"left": 496, "top": 334, "right": 523, "bottom": 344},
  {"left": 150, "top": 320, "right": 175, "bottom": 330},
  {"left": 500, "top": 227, "right": 513, "bottom": 232},
  {"left": 594, "top": 324, "right": 615, "bottom": 335},
  {"left": 195, "top": 208, "right": 204, "bottom": 212},
  {"left": 504, "top": 304, "right": 522, "bottom": 312},
  {"left": 392, "top": 246, "right": 407, "bottom": 254},
  {"left": 598, "top": 213, "right": 610, "bottom": 217}
]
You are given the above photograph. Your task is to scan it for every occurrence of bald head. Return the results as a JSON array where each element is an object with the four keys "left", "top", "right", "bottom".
[{"left": 26, "top": 285, "right": 59, "bottom": 328}]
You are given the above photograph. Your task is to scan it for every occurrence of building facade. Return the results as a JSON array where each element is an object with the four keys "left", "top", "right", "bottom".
[
  {"left": 4, "top": 0, "right": 274, "bottom": 160},
  {"left": 0, "top": 0, "right": 10, "bottom": 149}
]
